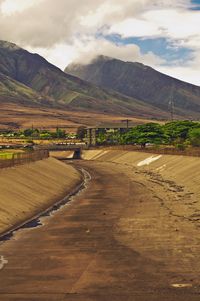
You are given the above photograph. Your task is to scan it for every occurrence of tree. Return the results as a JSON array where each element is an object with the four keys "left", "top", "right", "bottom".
[
  {"left": 40, "top": 133, "right": 52, "bottom": 139},
  {"left": 188, "top": 128, "right": 200, "bottom": 147},
  {"left": 54, "top": 128, "right": 66, "bottom": 138},
  {"left": 96, "top": 131, "right": 107, "bottom": 145},
  {"left": 23, "top": 128, "right": 39, "bottom": 138},
  {"left": 76, "top": 126, "right": 86, "bottom": 140},
  {"left": 124, "top": 123, "right": 166, "bottom": 148},
  {"left": 163, "top": 121, "right": 198, "bottom": 145}
]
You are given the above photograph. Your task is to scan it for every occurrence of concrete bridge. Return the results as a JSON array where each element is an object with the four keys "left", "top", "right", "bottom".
[{"left": 34, "top": 144, "right": 88, "bottom": 159}]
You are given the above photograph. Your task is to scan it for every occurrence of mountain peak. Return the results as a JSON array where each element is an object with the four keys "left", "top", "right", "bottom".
[
  {"left": 2, "top": 40, "right": 163, "bottom": 118},
  {"left": 66, "top": 55, "right": 200, "bottom": 119},
  {"left": 94, "top": 55, "right": 113, "bottom": 62},
  {"left": 0, "top": 40, "right": 20, "bottom": 51},
  {"left": 95, "top": 55, "right": 150, "bottom": 69}
]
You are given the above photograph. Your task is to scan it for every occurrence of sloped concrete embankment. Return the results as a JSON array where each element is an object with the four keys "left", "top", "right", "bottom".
[
  {"left": 0, "top": 157, "right": 82, "bottom": 235},
  {"left": 82, "top": 149, "right": 200, "bottom": 199}
]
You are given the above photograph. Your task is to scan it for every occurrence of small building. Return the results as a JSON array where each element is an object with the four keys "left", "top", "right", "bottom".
[{"left": 86, "top": 121, "right": 135, "bottom": 146}]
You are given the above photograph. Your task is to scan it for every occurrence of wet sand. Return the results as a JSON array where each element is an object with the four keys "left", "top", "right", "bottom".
[{"left": 0, "top": 160, "right": 200, "bottom": 300}]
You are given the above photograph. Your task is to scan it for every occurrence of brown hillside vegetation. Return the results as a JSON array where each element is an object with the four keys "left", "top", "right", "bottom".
[{"left": 0, "top": 102, "right": 159, "bottom": 132}]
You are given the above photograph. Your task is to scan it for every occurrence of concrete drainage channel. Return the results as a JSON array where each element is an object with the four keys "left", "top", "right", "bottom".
[{"left": 0, "top": 167, "right": 91, "bottom": 244}]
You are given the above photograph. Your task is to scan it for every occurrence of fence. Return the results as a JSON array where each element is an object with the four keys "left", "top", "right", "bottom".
[
  {"left": 0, "top": 150, "right": 49, "bottom": 169},
  {"left": 102, "top": 145, "right": 200, "bottom": 157}
]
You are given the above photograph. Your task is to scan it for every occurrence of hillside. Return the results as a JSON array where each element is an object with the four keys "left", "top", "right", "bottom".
[
  {"left": 66, "top": 55, "right": 200, "bottom": 119},
  {"left": 0, "top": 72, "right": 49, "bottom": 106},
  {"left": 0, "top": 102, "right": 158, "bottom": 131},
  {"left": 0, "top": 41, "right": 168, "bottom": 118}
]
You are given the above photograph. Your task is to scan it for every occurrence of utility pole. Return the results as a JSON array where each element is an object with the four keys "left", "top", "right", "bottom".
[
  {"left": 168, "top": 86, "right": 175, "bottom": 121},
  {"left": 121, "top": 119, "right": 131, "bottom": 129}
]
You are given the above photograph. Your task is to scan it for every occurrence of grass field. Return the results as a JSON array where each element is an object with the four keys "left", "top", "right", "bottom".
[
  {"left": 0, "top": 150, "right": 23, "bottom": 159},
  {"left": 0, "top": 152, "right": 14, "bottom": 159}
]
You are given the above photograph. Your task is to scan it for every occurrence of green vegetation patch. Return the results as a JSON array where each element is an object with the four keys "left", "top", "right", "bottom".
[{"left": 0, "top": 152, "right": 14, "bottom": 159}]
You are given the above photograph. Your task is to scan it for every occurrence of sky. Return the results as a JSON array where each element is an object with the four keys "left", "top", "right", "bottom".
[{"left": 0, "top": 0, "right": 200, "bottom": 85}]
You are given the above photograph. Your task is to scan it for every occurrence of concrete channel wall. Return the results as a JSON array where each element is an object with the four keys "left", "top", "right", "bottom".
[
  {"left": 82, "top": 149, "right": 200, "bottom": 200},
  {"left": 0, "top": 157, "right": 82, "bottom": 235}
]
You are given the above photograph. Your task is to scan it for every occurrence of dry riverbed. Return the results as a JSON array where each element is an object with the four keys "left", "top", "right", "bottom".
[{"left": 0, "top": 160, "right": 200, "bottom": 300}]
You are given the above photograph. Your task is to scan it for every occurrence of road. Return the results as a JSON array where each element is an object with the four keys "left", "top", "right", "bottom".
[{"left": 0, "top": 160, "right": 199, "bottom": 301}]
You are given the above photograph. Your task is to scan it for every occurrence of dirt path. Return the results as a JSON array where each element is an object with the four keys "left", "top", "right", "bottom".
[{"left": 0, "top": 160, "right": 199, "bottom": 300}]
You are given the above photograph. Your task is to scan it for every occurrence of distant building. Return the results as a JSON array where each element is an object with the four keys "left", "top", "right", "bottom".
[{"left": 86, "top": 122, "right": 136, "bottom": 146}]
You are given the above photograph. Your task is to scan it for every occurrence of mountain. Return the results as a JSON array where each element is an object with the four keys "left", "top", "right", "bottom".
[
  {"left": 0, "top": 72, "right": 49, "bottom": 106},
  {"left": 0, "top": 41, "right": 108, "bottom": 105},
  {"left": 0, "top": 41, "right": 170, "bottom": 118},
  {"left": 66, "top": 55, "right": 200, "bottom": 119}
]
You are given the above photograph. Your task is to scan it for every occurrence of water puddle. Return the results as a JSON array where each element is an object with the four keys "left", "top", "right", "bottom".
[{"left": 0, "top": 168, "right": 91, "bottom": 243}]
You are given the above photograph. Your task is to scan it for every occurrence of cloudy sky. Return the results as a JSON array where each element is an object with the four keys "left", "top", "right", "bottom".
[{"left": 0, "top": 0, "right": 200, "bottom": 85}]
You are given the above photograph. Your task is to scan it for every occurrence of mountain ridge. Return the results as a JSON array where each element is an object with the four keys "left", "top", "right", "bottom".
[
  {"left": 0, "top": 40, "right": 170, "bottom": 119},
  {"left": 66, "top": 55, "right": 200, "bottom": 119}
]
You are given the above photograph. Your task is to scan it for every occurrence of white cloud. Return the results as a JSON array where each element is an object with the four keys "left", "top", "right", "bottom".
[
  {"left": 109, "top": 7, "right": 200, "bottom": 43},
  {"left": 109, "top": 18, "right": 162, "bottom": 38},
  {"left": 0, "top": 0, "right": 43, "bottom": 15},
  {"left": 145, "top": 9, "right": 200, "bottom": 42},
  {"left": 0, "top": 0, "right": 199, "bottom": 85},
  {"left": 0, "top": 0, "right": 193, "bottom": 47},
  {"left": 158, "top": 65, "right": 200, "bottom": 86},
  {"left": 27, "top": 43, "right": 76, "bottom": 70},
  {"left": 27, "top": 38, "right": 164, "bottom": 71},
  {"left": 70, "top": 38, "right": 165, "bottom": 66}
]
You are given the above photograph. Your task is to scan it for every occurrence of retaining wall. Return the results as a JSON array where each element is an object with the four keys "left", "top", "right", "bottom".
[
  {"left": 82, "top": 149, "right": 200, "bottom": 200},
  {"left": 0, "top": 157, "right": 82, "bottom": 235}
]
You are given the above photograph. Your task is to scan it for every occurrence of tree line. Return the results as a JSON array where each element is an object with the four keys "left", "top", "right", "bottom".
[
  {"left": 96, "top": 121, "right": 200, "bottom": 149},
  {"left": 0, "top": 128, "right": 71, "bottom": 139}
]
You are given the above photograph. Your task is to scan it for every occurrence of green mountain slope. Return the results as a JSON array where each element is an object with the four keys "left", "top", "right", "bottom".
[
  {"left": 66, "top": 55, "right": 200, "bottom": 119},
  {"left": 0, "top": 72, "right": 49, "bottom": 106}
]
